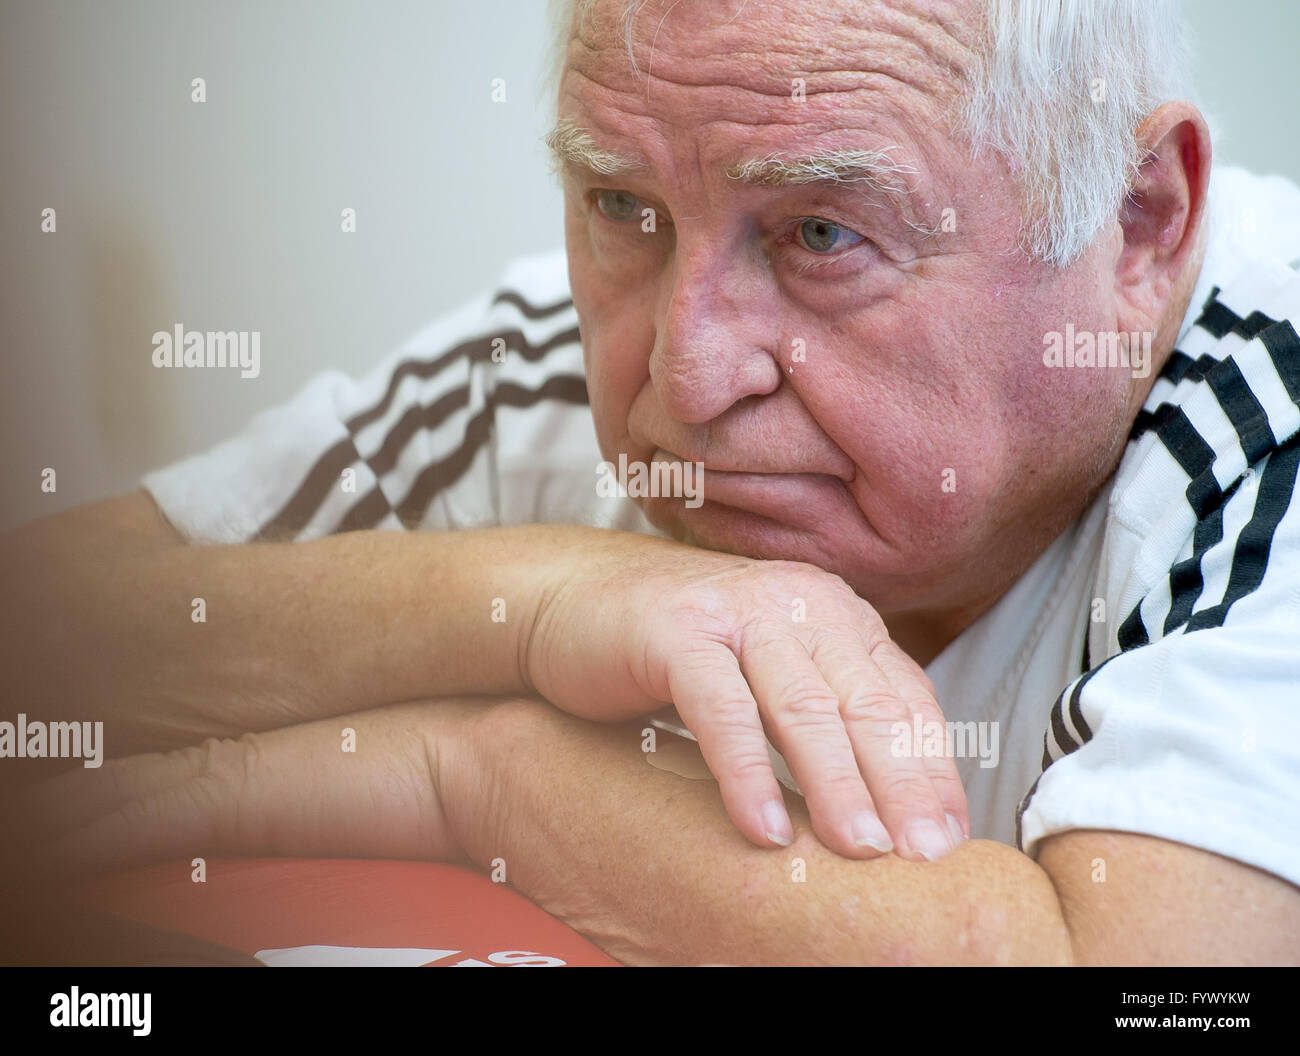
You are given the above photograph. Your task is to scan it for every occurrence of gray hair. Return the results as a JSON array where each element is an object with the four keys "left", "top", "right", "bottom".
[{"left": 546, "top": 0, "right": 1198, "bottom": 269}]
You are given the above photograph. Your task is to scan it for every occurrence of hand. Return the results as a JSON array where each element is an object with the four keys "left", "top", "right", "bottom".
[
  {"left": 524, "top": 531, "right": 968, "bottom": 862},
  {"left": 1, "top": 701, "right": 479, "bottom": 880}
]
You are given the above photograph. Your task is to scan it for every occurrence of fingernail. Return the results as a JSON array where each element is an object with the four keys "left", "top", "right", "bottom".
[
  {"left": 762, "top": 801, "right": 793, "bottom": 847},
  {"left": 851, "top": 811, "right": 894, "bottom": 853},
  {"left": 905, "top": 818, "right": 954, "bottom": 861},
  {"left": 945, "top": 813, "right": 967, "bottom": 847}
]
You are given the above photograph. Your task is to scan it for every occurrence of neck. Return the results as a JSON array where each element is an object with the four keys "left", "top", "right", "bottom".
[{"left": 882, "top": 600, "right": 996, "bottom": 669}]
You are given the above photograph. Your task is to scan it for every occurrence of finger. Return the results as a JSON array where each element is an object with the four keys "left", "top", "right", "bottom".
[
  {"left": 806, "top": 624, "right": 959, "bottom": 862},
  {"left": 33, "top": 766, "right": 238, "bottom": 877},
  {"left": 867, "top": 636, "right": 970, "bottom": 842},
  {"left": 667, "top": 643, "right": 796, "bottom": 850},
  {"left": 739, "top": 625, "right": 892, "bottom": 859},
  {"left": 7, "top": 743, "right": 214, "bottom": 850},
  {"left": 29, "top": 711, "right": 449, "bottom": 877}
]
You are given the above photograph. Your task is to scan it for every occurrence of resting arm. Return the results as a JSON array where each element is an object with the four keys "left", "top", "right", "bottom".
[
  {"left": 18, "top": 695, "right": 1297, "bottom": 965},
  {"left": 0, "top": 493, "right": 547, "bottom": 767},
  {"left": 439, "top": 699, "right": 1300, "bottom": 966},
  {"left": 1, "top": 492, "right": 971, "bottom": 860}
]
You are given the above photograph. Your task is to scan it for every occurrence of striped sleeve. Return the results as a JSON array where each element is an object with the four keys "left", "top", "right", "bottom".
[
  {"left": 1016, "top": 268, "right": 1300, "bottom": 888},
  {"left": 142, "top": 250, "right": 586, "bottom": 543}
]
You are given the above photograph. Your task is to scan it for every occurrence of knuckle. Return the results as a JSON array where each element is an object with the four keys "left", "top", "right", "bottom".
[
  {"left": 775, "top": 558, "right": 844, "bottom": 585},
  {"left": 736, "top": 617, "right": 789, "bottom": 655},
  {"left": 192, "top": 736, "right": 256, "bottom": 842},
  {"left": 762, "top": 560, "right": 849, "bottom": 600},
  {"left": 839, "top": 689, "right": 904, "bottom": 724},
  {"left": 670, "top": 642, "right": 740, "bottom": 681},
  {"left": 197, "top": 735, "right": 253, "bottom": 786},
  {"left": 718, "top": 749, "right": 776, "bottom": 784},
  {"left": 174, "top": 744, "right": 209, "bottom": 778},
  {"left": 696, "top": 700, "right": 763, "bottom": 736},
  {"left": 660, "top": 587, "right": 739, "bottom": 637},
  {"left": 871, "top": 769, "right": 938, "bottom": 808},
  {"left": 197, "top": 736, "right": 232, "bottom": 777},
  {"left": 774, "top": 684, "right": 842, "bottom": 722},
  {"left": 855, "top": 603, "right": 889, "bottom": 638},
  {"left": 910, "top": 696, "right": 941, "bottom": 723},
  {"left": 804, "top": 573, "right": 859, "bottom": 608},
  {"left": 800, "top": 620, "right": 854, "bottom": 658}
]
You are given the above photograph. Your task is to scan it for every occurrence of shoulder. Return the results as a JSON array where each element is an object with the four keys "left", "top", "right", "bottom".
[
  {"left": 1092, "top": 259, "right": 1300, "bottom": 661},
  {"left": 142, "top": 249, "right": 594, "bottom": 541},
  {"left": 1017, "top": 259, "right": 1300, "bottom": 888}
]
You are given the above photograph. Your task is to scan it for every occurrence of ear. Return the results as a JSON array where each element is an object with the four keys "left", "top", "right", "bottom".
[{"left": 1115, "top": 102, "right": 1212, "bottom": 338}]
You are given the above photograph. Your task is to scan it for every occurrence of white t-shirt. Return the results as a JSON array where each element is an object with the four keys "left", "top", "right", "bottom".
[{"left": 143, "top": 166, "right": 1300, "bottom": 889}]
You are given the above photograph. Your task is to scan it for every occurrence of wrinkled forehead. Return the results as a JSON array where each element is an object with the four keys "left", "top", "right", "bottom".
[{"left": 562, "top": 0, "right": 978, "bottom": 110}]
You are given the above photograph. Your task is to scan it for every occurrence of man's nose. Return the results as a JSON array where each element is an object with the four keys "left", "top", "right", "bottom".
[{"left": 651, "top": 248, "right": 782, "bottom": 424}]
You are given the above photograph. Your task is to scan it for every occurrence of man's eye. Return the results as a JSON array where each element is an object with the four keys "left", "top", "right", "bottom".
[
  {"left": 595, "top": 189, "right": 641, "bottom": 222},
  {"left": 796, "top": 217, "right": 865, "bottom": 255}
]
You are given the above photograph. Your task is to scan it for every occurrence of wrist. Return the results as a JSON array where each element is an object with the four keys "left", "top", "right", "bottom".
[
  {"left": 514, "top": 525, "right": 673, "bottom": 715},
  {"left": 512, "top": 524, "right": 611, "bottom": 704},
  {"left": 431, "top": 696, "right": 547, "bottom": 870}
]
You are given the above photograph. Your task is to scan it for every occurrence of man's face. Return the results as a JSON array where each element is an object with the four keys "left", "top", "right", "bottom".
[{"left": 559, "top": 0, "right": 1137, "bottom": 623}]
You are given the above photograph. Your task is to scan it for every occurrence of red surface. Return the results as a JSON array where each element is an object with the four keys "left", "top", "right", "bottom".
[{"left": 72, "top": 858, "right": 621, "bottom": 966}]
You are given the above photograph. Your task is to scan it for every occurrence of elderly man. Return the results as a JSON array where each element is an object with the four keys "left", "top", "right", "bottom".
[{"left": 3, "top": 0, "right": 1299, "bottom": 965}]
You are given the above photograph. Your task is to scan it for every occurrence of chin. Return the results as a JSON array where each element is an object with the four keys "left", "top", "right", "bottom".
[{"left": 641, "top": 496, "right": 957, "bottom": 613}]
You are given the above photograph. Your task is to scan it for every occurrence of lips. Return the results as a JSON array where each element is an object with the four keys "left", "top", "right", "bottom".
[
  {"left": 647, "top": 448, "right": 855, "bottom": 523},
  {"left": 650, "top": 447, "right": 849, "bottom": 480},
  {"left": 696, "top": 468, "right": 855, "bottom": 521}
]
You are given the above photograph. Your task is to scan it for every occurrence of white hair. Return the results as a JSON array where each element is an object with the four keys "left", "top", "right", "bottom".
[
  {"left": 965, "top": 0, "right": 1196, "bottom": 266},
  {"left": 546, "top": 0, "right": 1199, "bottom": 269}
]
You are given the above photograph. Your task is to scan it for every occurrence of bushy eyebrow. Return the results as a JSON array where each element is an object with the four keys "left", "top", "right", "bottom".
[
  {"left": 545, "top": 119, "right": 930, "bottom": 229},
  {"left": 726, "top": 148, "right": 927, "bottom": 228},
  {"left": 545, "top": 118, "right": 648, "bottom": 176},
  {"left": 725, "top": 149, "right": 917, "bottom": 200}
]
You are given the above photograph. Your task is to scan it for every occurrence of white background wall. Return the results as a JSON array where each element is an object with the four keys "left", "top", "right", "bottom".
[{"left": 2, "top": 0, "right": 1298, "bottom": 533}]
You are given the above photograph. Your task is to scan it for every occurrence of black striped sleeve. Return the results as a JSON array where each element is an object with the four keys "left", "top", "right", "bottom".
[
  {"left": 254, "top": 300, "right": 583, "bottom": 541},
  {"left": 141, "top": 263, "right": 585, "bottom": 545},
  {"left": 1016, "top": 289, "right": 1300, "bottom": 851}
]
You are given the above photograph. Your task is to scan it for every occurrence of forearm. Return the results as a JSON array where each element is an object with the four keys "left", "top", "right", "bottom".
[
  {"left": 1, "top": 493, "right": 602, "bottom": 758},
  {"left": 1, "top": 698, "right": 479, "bottom": 883},
  {"left": 443, "top": 699, "right": 1075, "bottom": 965}
]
